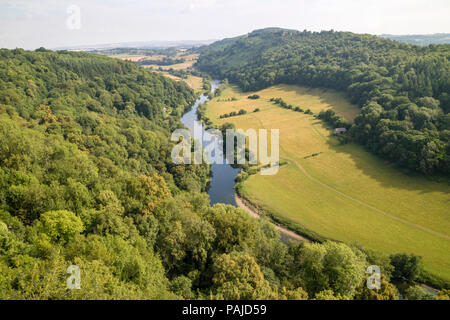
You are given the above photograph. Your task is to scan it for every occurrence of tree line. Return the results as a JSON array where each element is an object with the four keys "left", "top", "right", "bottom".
[{"left": 137, "top": 57, "right": 185, "bottom": 66}]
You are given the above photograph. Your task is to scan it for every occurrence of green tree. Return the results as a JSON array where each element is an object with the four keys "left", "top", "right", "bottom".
[
  {"left": 212, "top": 251, "right": 274, "bottom": 300},
  {"left": 296, "top": 241, "right": 367, "bottom": 297},
  {"left": 354, "top": 275, "right": 399, "bottom": 300},
  {"left": 206, "top": 204, "right": 257, "bottom": 253},
  {"left": 390, "top": 253, "right": 421, "bottom": 282},
  {"left": 404, "top": 285, "right": 434, "bottom": 300},
  {"left": 40, "top": 210, "right": 84, "bottom": 244},
  {"left": 314, "top": 289, "right": 350, "bottom": 300}
]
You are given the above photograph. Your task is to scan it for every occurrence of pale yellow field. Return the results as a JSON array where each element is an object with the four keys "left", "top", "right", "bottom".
[
  {"left": 205, "top": 84, "right": 450, "bottom": 281},
  {"left": 150, "top": 71, "right": 203, "bottom": 92},
  {"left": 143, "top": 53, "right": 199, "bottom": 71},
  {"left": 139, "top": 55, "right": 165, "bottom": 61},
  {"left": 110, "top": 54, "right": 149, "bottom": 62},
  {"left": 158, "top": 56, "right": 198, "bottom": 71},
  {"left": 155, "top": 71, "right": 181, "bottom": 81},
  {"left": 148, "top": 52, "right": 202, "bottom": 91},
  {"left": 183, "top": 75, "right": 203, "bottom": 92},
  {"left": 111, "top": 51, "right": 198, "bottom": 70}
]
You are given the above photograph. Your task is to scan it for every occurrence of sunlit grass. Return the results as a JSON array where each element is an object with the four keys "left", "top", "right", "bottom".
[{"left": 205, "top": 84, "right": 450, "bottom": 281}]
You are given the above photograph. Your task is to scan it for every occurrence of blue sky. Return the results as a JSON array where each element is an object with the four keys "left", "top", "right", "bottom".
[{"left": 1, "top": 0, "right": 449, "bottom": 49}]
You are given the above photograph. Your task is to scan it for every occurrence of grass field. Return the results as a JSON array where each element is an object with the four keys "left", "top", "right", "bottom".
[
  {"left": 148, "top": 71, "right": 203, "bottom": 93},
  {"left": 109, "top": 50, "right": 203, "bottom": 91},
  {"left": 109, "top": 54, "right": 149, "bottom": 61},
  {"left": 183, "top": 74, "right": 203, "bottom": 92},
  {"left": 205, "top": 84, "right": 450, "bottom": 282},
  {"left": 141, "top": 53, "right": 199, "bottom": 70},
  {"left": 110, "top": 51, "right": 198, "bottom": 70},
  {"left": 132, "top": 52, "right": 203, "bottom": 92},
  {"left": 164, "top": 53, "right": 198, "bottom": 70}
]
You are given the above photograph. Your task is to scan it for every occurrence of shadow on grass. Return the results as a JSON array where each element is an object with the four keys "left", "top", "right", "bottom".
[{"left": 313, "top": 120, "right": 450, "bottom": 195}]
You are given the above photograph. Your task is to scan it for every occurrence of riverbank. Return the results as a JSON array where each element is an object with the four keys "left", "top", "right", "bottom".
[{"left": 235, "top": 194, "right": 309, "bottom": 242}]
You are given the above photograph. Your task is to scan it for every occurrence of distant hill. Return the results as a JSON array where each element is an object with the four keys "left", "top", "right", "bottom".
[
  {"left": 381, "top": 33, "right": 450, "bottom": 45},
  {"left": 53, "top": 39, "right": 217, "bottom": 51}
]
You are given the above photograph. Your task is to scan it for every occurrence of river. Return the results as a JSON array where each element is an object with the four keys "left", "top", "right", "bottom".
[
  {"left": 180, "top": 81, "right": 305, "bottom": 243},
  {"left": 180, "top": 80, "right": 240, "bottom": 206}
]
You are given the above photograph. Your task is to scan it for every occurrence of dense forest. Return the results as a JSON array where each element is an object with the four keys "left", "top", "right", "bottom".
[
  {"left": 0, "top": 48, "right": 448, "bottom": 299},
  {"left": 195, "top": 28, "right": 450, "bottom": 176}
]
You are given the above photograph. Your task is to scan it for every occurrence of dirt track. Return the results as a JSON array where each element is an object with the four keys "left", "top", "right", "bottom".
[{"left": 235, "top": 194, "right": 309, "bottom": 242}]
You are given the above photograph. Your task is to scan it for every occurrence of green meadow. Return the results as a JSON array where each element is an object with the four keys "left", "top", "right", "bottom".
[{"left": 205, "top": 84, "right": 450, "bottom": 281}]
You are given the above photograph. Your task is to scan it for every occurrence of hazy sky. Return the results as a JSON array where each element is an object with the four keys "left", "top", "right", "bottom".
[{"left": 1, "top": 0, "right": 450, "bottom": 49}]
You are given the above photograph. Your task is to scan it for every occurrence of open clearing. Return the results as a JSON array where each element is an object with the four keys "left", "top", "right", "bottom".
[{"left": 205, "top": 84, "right": 450, "bottom": 281}]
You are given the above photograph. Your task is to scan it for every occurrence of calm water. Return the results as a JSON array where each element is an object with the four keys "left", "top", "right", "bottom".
[
  {"left": 180, "top": 81, "right": 302, "bottom": 243},
  {"left": 180, "top": 80, "right": 240, "bottom": 206}
]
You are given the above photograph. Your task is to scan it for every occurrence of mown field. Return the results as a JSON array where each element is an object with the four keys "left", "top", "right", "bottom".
[
  {"left": 182, "top": 74, "right": 203, "bottom": 92},
  {"left": 141, "top": 53, "right": 199, "bottom": 71},
  {"left": 143, "top": 53, "right": 202, "bottom": 92},
  {"left": 109, "top": 51, "right": 203, "bottom": 92},
  {"left": 150, "top": 72, "right": 203, "bottom": 93},
  {"left": 205, "top": 84, "right": 450, "bottom": 282}
]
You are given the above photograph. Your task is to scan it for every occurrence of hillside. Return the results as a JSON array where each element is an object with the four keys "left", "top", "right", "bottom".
[
  {"left": 195, "top": 28, "right": 450, "bottom": 176},
  {"left": 0, "top": 48, "right": 212, "bottom": 298}
]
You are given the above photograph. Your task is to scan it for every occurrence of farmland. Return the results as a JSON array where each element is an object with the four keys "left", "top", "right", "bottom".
[
  {"left": 108, "top": 50, "right": 203, "bottom": 92},
  {"left": 204, "top": 84, "right": 450, "bottom": 282}
]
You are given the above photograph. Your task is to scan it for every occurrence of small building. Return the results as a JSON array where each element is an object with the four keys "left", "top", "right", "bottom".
[{"left": 334, "top": 128, "right": 347, "bottom": 135}]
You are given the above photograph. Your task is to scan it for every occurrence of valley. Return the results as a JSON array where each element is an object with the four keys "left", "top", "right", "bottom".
[
  {"left": 2, "top": 19, "right": 450, "bottom": 300},
  {"left": 202, "top": 84, "right": 450, "bottom": 281}
]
